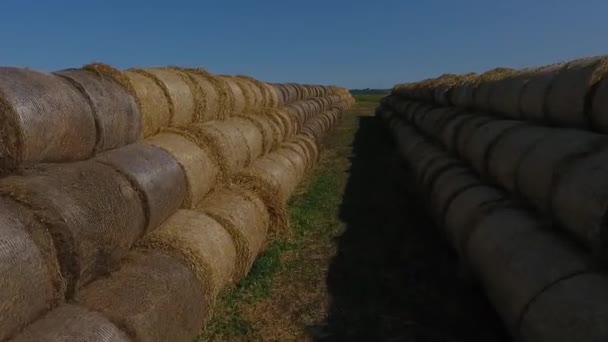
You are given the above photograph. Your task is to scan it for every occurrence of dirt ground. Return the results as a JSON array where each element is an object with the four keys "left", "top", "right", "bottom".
[{"left": 200, "top": 97, "right": 509, "bottom": 341}]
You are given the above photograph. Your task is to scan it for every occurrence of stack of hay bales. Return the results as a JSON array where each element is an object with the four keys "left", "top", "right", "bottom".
[
  {"left": 0, "top": 61, "right": 353, "bottom": 342},
  {"left": 378, "top": 54, "right": 608, "bottom": 341}
]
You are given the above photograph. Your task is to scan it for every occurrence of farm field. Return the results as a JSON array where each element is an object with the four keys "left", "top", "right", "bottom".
[{"left": 201, "top": 94, "right": 508, "bottom": 341}]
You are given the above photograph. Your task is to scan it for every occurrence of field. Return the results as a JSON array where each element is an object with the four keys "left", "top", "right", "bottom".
[{"left": 200, "top": 93, "right": 508, "bottom": 341}]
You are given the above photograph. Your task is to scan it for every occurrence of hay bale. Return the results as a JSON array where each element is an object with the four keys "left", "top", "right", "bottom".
[
  {"left": 550, "top": 146, "right": 608, "bottom": 253},
  {"left": 416, "top": 107, "right": 462, "bottom": 140},
  {"left": 261, "top": 82, "right": 280, "bottom": 107},
  {"left": 0, "top": 197, "right": 64, "bottom": 341},
  {"left": 418, "top": 157, "right": 464, "bottom": 192},
  {"left": 96, "top": 143, "right": 188, "bottom": 232},
  {"left": 486, "top": 125, "right": 551, "bottom": 192},
  {"left": 238, "top": 115, "right": 278, "bottom": 154},
  {"left": 0, "top": 161, "right": 146, "bottom": 294},
  {"left": 123, "top": 70, "right": 172, "bottom": 137},
  {"left": 0, "top": 67, "right": 97, "bottom": 170},
  {"left": 515, "top": 130, "right": 605, "bottom": 211},
  {"left": 444, "top": 185, "right": 508, "bottom": 256},
  {"left": 167, "top": 121, "right": 250, "bottom": 177},
  {"left": 268, "top": 108, "right": 296, "bottom": 138},
  {"left": 56, "top": 69, "right": 140, "bottom": 153},
  {"left": 77, "top": 250, "right": 205, "bottom": 342},
  {"left": 454, "top": 116, "right": 495, "bottom": 158},
  {"left": 473, "top": 68, "right": 515, "bottom": 110},
  {"left": 218, "top": 75, "right": 247, "bottom": 115},
  {"left": 11, "top": 304, "right": 130, "bottom": 342},
  {"left": 545, "top": 57, "right": 608, "bottom": 128},
  {"left": 230, "top": 117, "right": 265, "bottom": 162},
  {"left": 146, "top": 133, "right": 219, "bottom": 208},
  {"left": 520, "top": 273, "right": 608, "bottom": 342},
  {"left": 277, "top": 147, "right": 308, "bottom": 180},
  {"left": 136, "top": 68, "right": 196, "bottom": 126},
  {"left": 272, "top": 84, "right": 288, "bottom": 105},
  {"left": 183, "top": 68, "right": 225, "bottom": 121},
  {"left": 487, "top": 70, "right": 535, "bottom": 118},
  {"left": 467, "top": 208, "right": 591, "bottom": 335},
  {"left": 429, "top": 167, "right": 481, "bottom": 228},
  {"left": 200, "top": 188, "right": 270, "bottom": 280},
  {"left": 464, "top": 120, "right": 524, "bottom": 177},
  {"left": 438, "top": 113, "right": 477, "bottom": 153},
  {"left": 519, "top": 64, "right": 563, "bottom": 122},
  {"left": 590, "top": 78, "right": 608, "bottom": 133},
  {"left": 138, "top": 209, "right": 237, "bottom": 300}
]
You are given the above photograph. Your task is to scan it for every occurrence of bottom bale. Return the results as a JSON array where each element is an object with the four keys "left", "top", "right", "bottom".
[
  {"left": 199, "top": 188, "right": 270, "bottom": 280},
  {"left": 520, "top": 273, "right": 608, "bottom": 342},
  {"left": 137, "top": 210, "right": 237, "bottom": 302},
  {"left": 467, "top": 208, "right": 591, "bottom": 335},
  {"left": 11, "top": 304, "right": 130, "bottom": 342},
  {"left": 76, "top": 250, "right": 206, "bottom": 342},
  {"left": 0, "top": 198, "right": 64, "bottom": 341}
]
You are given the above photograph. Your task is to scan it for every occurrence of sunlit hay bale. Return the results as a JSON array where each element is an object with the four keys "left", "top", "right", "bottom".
[
  {"left": 76, "top": 250, "right": 205, "bottom": 342},
  {"left": 146, "top": 132, "right": 220, "bottom": 208},
  {"left": 0, "top": 198, "right": 65, "bottom": 341},
  {"left": 217, "top": 75, "right": 247, "bottom": 115},
  {"left": 199, "top": 188, "right": 270, "bottom": 281},
  {"left": 55, "top": 68, "right": 140, "bottom": 153},
  {"left": 0, "top": 161, "right": 146, "bottom": 294},
  {"left": 95, "top": 143, "right": 188, "bottom": 232},
  {"left": 137, "top": 209, "right": 237, "bottom": 304},
  {"left": 10, "top": 304, "right": 130, "bottom": 342},
  {"left": 0, "top": 67, "right": 96, "bottom": 170}
]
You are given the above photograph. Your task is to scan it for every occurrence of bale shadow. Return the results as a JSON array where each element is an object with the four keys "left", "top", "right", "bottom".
[{"left": 315, "top": 115, "right": 509, "bottom": 341}]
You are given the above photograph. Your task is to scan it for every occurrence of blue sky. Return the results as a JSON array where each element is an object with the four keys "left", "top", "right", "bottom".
[{"left": 1, "top": 0, "right": 607, "bottom": 88}]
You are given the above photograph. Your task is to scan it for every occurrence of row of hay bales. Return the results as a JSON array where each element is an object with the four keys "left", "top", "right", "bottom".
[
  {"left": 377, "top": 53, "right": 608, "bottom": 341},
  {"left": 391, "top": 55, "right": 608, "bottom": 132},
  {"left": 0, "top": 64, "right": 347, "bottom": 171},
  {"left": 0, "top": 65, "right": 354, "bottom": 342}
]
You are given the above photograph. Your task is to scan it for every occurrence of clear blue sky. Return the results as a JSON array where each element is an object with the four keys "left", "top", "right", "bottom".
[{"left": 1, "top": 0, "right": 607, "bottom": 89}]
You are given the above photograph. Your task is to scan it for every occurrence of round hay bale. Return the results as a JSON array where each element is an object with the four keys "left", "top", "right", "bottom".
[
  {"left": 444, "top": 185, "right": 509, "bottom": 256},
  {"left": 77, "top": 250, "right": 205, "bottom": 342},
  {"left": 294, "top": 135, "right": 320, "bottom": 163},
  {"left": 519, "top": 64, "right": 564, "bottom": 122},
  {"left": 269, "top": 108, "right": 296, "bottom": 138},
  {"left": 487, "top": 71, "right": 535, "bottom": 118},
  {"left": 549, "top": 146, "right": 608, "bottom": 253},
  {"left": 449, "top": 76, "right": 478, "bottom": 107},
  {"left": 138, "top": 209, "right": 237, "bottom": 300},
  {"left": 464, "top": 120, "right": 524, "bottom": 177},
  {"left": 283, "top": 84, "right": 299, "bottom": 103},
  {"left": 467, "top": 207, "right": 591, "bottom": 335},
  {"left": 261, "top": 82, "right": 280, "bottom": 108},
  {"left": 515, "top": 130, "right": 606, "bottom": 211},
  {"left": 277, "top": 147, "right": 308, "bottom": 180},
  {"left": 200, "top": 188, "right": 270, "bottom": 280},
  {"left": 238, "top": 115, "right": 278, "bottom": 154},
  {"left": 146, "top": 133, "right": 219, "bottom": 208},
  {"left": 545, "top": 57, "right": 608, "bottom": 128},
  {"left": 10, "top": 304, "right": 130, "bottom": 342},
  {"left": 429, "top": 167, "right": 481, "bottom": 227},
  {"left": 473, "top": 68, "right": 515, "bottom": 110},
  {"left": 135, "top": 68, "right": 196, "bottom": 126},
  {"left": 418, "top": 157, "right": 465, "bottom": 192},
  {"left": 183, "top": 68, "right": 225, "bottom": 121},
  {"left": 272, "top": 84, "right": 288, "bottom": 105},
  {"left": 167, "top": 121, "right": 250, "bottom": 177},
  {"left": 454, "top": 116, "right": 495, "bottom": 158},
  {"left": 56, "top": 69, "right": 140, "bottom": 153},
  {"left": 0, "top": 161, "right": 146, "bottom": 293},
  {"left": 96, "top": 143, "right": 188, "bottom": 232},
  {"left": 118, "top": 70, "right": 172, "bottom": 137},
  {"left": 232, "top": 76, "right": 257, "bottom": 112},
  {"left": 590, "top": 78, "right": 608, "bottom": 133},
  {"left": 236, "top": 76, "right": 266, "bottom": 109},
  {"left": 0, "top": 197, "right": 64, "bottom": 341},
  {"left": 439, "top": 113, "right": 477, "bottom": 153},
  {"left": 416, "top": 107, "right": 462, "bottom": 139},
  {"left": 520, "top": 273, "right": 608, "bottom": 342},
  {"left": 0, "top": 67, "right": 97, "bottom": 170},
  {"left": 486, "top": 125, "right": 551, "bottom": 192},
  {"left": 219, "top": 76, "right": 247, "bottom": 115},
  {"left": 231, "top": 117, "right": 265, "bottom": 162},
  {"left": 283, "top": 140, "right": 314, "bottom": 171}
]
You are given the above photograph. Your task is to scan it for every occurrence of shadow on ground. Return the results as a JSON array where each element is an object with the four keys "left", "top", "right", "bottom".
[{"left": 316, "top": 116, "right": 509, "bottom": 341}]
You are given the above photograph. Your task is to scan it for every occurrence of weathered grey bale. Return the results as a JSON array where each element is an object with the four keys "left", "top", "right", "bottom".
[
  {"left": 465, "top": 120, "right": 524, "bottom": 177},
  {"left": 455, "top": 116, "right": 495, "bottom": 158},
  {"left": 0, "top": 161, "right": 146, "bottom": 293},
  {"left": 444, "top": 185, "right": 507, "bottom": 256},
  {"left": 56, "top": 69, "right": 140, "bottom": 153},
  {"left": 0, "top": 67, "right": 97, "bottom": 170},
  {"left": 545, "top": 57, "right": 608, "bottom": 128},
  {"left": 550, "top": 146, "right": 608, "bottom": 253},
  {"left": 486, "top": 125, "right": 551, "bottom": 192},
  {"left": 429, "top": 167, "right": 481, "bottom": 227},
  {"left": 0, "top": 198, "right": 64, "bottom": 341},
  {"left": 467, "top": 208, "right": 591, "bottom": 335},
  {"left": 515, "top": 130, "right": 606, "bottom": 211},
  {"left": 519, "top": 64, "right": 563, "bottom": 122},
  {"left": 11, "top": 304, "right": 131, "bottom": 342},
  {"left": 95, "top": 143, "right": 188, "bottom": 232},
  {"left": 77, "top": 250, "right": 205, "bottom": 342},
  {"left": 520, "top": 273, "right": 608, "bottom": 342},
  {"left": 590, "top": 78, "right": 608, "bottom": 133},
  {"left": 438, "top": 113, "right": 477, "bottom": 153}
]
